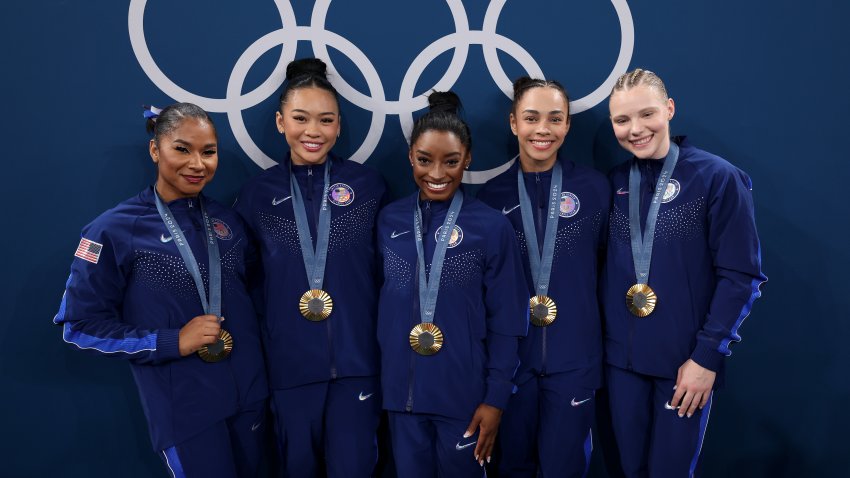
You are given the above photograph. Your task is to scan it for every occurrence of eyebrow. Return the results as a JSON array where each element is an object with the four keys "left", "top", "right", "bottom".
[
  {"left": 291, "top": 109, "right": 337, "bottom": 116},
  {"left": 172, "top": 139, "right": 217, "bottom": 148},
  {"left": 416, "top": 149, "right": 460, "bottom": 158},
  {"left": 521, "top": 109, "right": 565, "bottom": 115}
]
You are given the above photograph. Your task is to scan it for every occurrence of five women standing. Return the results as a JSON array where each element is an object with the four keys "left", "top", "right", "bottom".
[{"left": 56, "top": 59, "right": 763, "bottom": 478}]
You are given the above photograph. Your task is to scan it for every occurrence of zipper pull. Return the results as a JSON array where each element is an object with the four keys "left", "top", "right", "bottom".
[
  {"left": 307, "top": 166, "right": 313, "bottom": 176},
  {"left": 188, "top": 199, "right": 194, "bottom": 208}
]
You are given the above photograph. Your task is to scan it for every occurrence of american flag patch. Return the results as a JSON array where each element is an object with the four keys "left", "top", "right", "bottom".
[{"left": 75, "top": 237, "right": 103, "bottom": 264}]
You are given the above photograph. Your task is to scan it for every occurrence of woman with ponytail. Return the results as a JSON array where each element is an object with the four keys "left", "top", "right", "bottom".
[
  {"left": 376, "top": 91, "right": 528, "bottom": 476},
  {"left": 602, "top": 69, "right": 766, "bottom": 477},
  {"left": 477, "top": 77, "right": 611, "bottom": 477},
  {"left": 234, "top": 58, "right": 387, "bottom": 477},
  {"left": 54, "top": 103, "right": 268, "bottom": 477}
]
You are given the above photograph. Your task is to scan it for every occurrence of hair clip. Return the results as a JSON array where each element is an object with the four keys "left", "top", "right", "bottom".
[{"left": 143, "top": 105, "right": 163, "bottom": 119}]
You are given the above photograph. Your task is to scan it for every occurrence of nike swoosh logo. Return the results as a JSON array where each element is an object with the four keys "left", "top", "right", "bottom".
[
  {"left": 390, "top": 230, "right": 410, "bottom": 239},
  {"left": 616, "top": 188, "right": 629, "bottom": 195},
  {"left": 251, "top": 422, "right": 262, "bottom": 431},
  {"left": 160, "top": 234, "right": 173, "bottom": 243},
  {"left": 570, "top": 397, "right": 592, "bottom": 407},
  {"left": 358, "top": 392, "right": 374, "bottom": 401},
  {"left": 455, "top": 440, "right": 477, "bottom": 451},
  {"left": 664, "top": 401, "right": 679, "bottom": 410},
  {"left": 502, "top": 204, "right": 520, "bottom": 215},
  {"left": 272, "top": 196, "right": 292, "bottom": 206}
]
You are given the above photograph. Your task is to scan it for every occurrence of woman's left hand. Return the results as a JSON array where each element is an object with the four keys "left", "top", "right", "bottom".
[
  {"left": 670, "top": 358, "right": 716, "bottom": 418},
  {"left": 464, "top": 403, "right": 503, "bottom": 466}
]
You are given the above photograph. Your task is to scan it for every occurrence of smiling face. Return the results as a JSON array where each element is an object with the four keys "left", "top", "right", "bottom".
[
  {"left": 410, "top": 130, "right": 471, "bottom": 201},
  {"left": 609, "top": 84, "right": 675, "bottom": 160},
  {"left": 510, "top": 86, "right": 570, "bottom": 172},
  {"left": 150, "top": 118, "right": 218, "bottom": 202},
  {"left": 276, "top": 86, "right": 340, "bottom": 165}
]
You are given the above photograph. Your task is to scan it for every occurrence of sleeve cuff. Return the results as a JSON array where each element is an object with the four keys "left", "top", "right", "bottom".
[
  {"left": 483, "top": 381, "right": 514, "bottom": 411},
  {"left": 154, "top": 329, "right": 182, "bottom": 363},
  {"left": 690, "top": 342, "right": 725, "bottom": 372}
]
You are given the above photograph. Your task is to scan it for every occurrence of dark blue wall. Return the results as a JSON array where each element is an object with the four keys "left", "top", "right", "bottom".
[{"left": 3, "top": 1, "right": 847, "bottom": 475}]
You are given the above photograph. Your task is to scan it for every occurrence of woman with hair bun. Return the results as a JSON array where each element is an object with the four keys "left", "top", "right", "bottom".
[
  {"left": 54, "top": 103, "right": 268, "bottom": 477},
  {"left": 376, "top": 91, "right": 528, "bottom": 476},
  {"left": 477, "top": 77, "right": 611, "bottom": 477},
  {"left": 234, "top": 58, "right": 387, "bottom": 477},
  {"left": 602, "top": 68, "right": 766, "bottom": 477}
]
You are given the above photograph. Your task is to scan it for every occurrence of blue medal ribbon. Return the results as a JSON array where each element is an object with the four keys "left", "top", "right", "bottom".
[
  {"left": 413, "top": 192, "right": 464, "bottom": 324},
  {"left": 290, "top": 161, "right": 332, "bottom": 291},
  {"left": 628, "top": 142, "right": 680, "bottom": 285},
  {"left": 153, "top": 190, "right": 221, "bottom": 317},
  {"left": 516, "top": 161, "right": 562, "bottom": 296}
]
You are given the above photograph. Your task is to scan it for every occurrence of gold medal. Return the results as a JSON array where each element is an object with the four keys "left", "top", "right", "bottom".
[
  {"left": 529, "top": 295, "right": 557, "bottom": 327},
  {"left": 626, "top": 283, "right": 657, "bottom": 317},
  {"left": 197, "top": 328, "right": 234, "bottom": 363},
  {"left": 409, "top": 323, "right": 444, "bottom": 355},
  {"left": 299, "top": 289, "right": 333, "bottom": 321}
]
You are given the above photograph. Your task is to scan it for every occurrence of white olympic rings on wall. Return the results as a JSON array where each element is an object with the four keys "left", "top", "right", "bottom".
[{"left": 128, "top": 0, "right": 634, "bottom": 182}]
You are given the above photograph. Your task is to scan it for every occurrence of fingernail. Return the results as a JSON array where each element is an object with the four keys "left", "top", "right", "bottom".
[
  {"left": 487, "top": 456, "right": 491, "bottom": 463},
  {"left": 678, "top": 413, "right": 684, "bottom": 418},
  {"left": 479, "top": 460, "right": 484, "bottom": 466},
  {"left": 474, "top": 455, "right": 478, "bottom": 461},
  {"left": 463, "top": 431, "right": 471, "bottom": 438},
  {"left": 673, "top": 385, "right": 677, "bottom": 390},
  {"left": 687, "top": 413, "right": 692, "bottom": 418}
]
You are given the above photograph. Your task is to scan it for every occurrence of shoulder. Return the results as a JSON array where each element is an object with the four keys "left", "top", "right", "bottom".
[
  {"left": 83, "top": 192, "right": 150, "bottom": 239},
  {"left": 677, "top": 139, "right": 753, "bottom": 189},
  {"left": 332, "top": 157, "right": 388, "bottom": 199},
  {"left": 377, "top": 196, "right": 410, "bottom": 224},
  {"left": 204, "top": 196, "right": 249, "bottom": 237},
  {"left": 477, "top": 162, "right": 518, "bottom": 205}
]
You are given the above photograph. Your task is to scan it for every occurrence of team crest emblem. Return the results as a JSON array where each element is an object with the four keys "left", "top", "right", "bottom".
[
  {"left": 559, "top": 192, "right": 580, "bottom": 218},
  {"left": 211, "top": 218, "right": 233, "bottom": 240},
  {"left": 328, "top": 183, "right": 355, "bottom": 206},
  {"left": 662, "top": 179, "right": 681, "bottom": 203},
  {"left": 435, "top": 225, "right": 463, "bottom": 248}
]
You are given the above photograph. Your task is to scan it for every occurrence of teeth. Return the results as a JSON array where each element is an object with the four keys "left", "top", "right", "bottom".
[
  {"left": 531, "top": 140, "right": 552, "bottom": 146},
  {"left": 631, "top": 136, "right": 652, "bottom": 145},
  {"left": 303, "top": 142, "right": 321, "bottom": 148},
  {"left": 427, "top": 182, "right": 448, "bottom": 190}
]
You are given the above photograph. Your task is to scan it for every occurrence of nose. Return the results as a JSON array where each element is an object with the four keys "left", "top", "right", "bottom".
[
  {"left": 305, "top": 120, "right": 321, "bottom": 137},
  {"left": 187, "top": 151, "right": 204, "bottom": 170},
  {"left": 629, "top": 120, "right": 644, "bottom": 137},
  {"left": 429, "top": 162, "right": 446, "bottom": 179},
  {"left": 535, "top": 122, "right": 550, "bottom": 135}
]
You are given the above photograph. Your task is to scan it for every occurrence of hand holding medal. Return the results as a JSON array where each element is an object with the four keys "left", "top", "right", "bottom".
[
  {"left": 154, "top": 190, "right": 233, "bottom": 363},
  {"left": 178, "top": 315, "right": 233, "bottom": 362}
]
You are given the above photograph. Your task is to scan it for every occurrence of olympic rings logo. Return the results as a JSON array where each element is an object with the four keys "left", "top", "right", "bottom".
[{"left": 129, "top": 0, "right": 634, "bottom": 183}]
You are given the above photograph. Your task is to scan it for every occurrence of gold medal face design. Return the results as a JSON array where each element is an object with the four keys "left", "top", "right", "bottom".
[
  {"left": 299, "top": 289, "right": 333, "bottom": 321},
  {"left": 529, "top": 295, "right": 557, "bottom": 327},
  {"left": 198, "top": 329, "right": 234, "bottom": 363},
  {"left": 626, "top": 283, "right": 657, "bottom": 317},
  {"left": 409, "top": 323, "right": 444, "bottom": 355}
]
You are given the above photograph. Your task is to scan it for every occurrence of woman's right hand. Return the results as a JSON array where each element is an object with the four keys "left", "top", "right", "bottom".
[{"left": 178, "top": 314, "right": 221, "bottom": 356}]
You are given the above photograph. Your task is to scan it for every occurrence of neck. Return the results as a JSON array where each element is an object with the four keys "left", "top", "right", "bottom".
[
  {"left": 155, "top": 183, "right": 195, "bottom": 203},
  {"left": 650, "top": 138, "right": 672, "bottom": 160},
  {"left": 519, "top": 154, "right": 557, "bottom": 173},
  {"left": 291, "top": 155, "right": 328, "bottom": 166}
]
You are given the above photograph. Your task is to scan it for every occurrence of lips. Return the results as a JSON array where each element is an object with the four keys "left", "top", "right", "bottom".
[
  {"left": 530, "top": 139, "right": 554, "bottom": 150},
  {"left": 182, "top": 175, "right": 205, "bottom": 184},
  {"left": 426, "top": 181, "right": 449, "bottom": 191},
  {"left": 630, "top": 135, "right": 653, "bottom": 147},
  {"left": 301, "top": 141, "right": 324, "bottom": 152}
]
